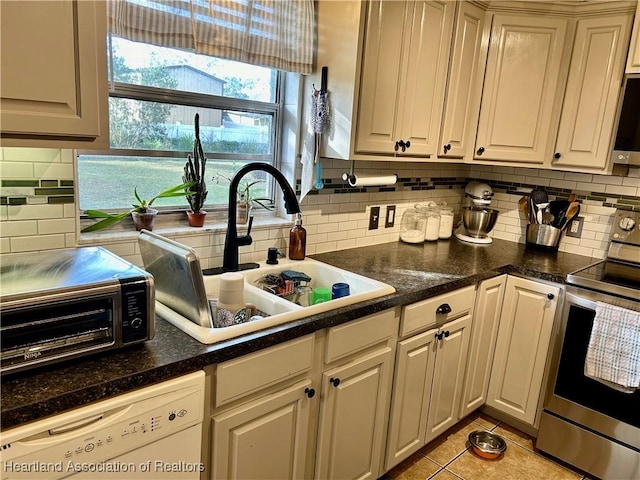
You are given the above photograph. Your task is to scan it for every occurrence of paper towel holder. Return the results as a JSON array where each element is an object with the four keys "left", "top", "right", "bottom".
[{"left": 342, "top": 161, "right": 397, "bottom": 187}]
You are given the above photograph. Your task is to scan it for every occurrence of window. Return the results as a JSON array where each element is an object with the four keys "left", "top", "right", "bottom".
[{"left": 77, "top": 36, "right": 281, "bottom": 211}]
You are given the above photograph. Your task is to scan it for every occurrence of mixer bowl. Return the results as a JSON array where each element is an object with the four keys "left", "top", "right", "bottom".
[{"left": 462, "top": 207, "right": 499, "bottom": 238}]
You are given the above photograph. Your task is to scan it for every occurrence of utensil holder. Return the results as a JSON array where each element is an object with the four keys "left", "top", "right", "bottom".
[{"left": 526, "top": 224, "right": 563, "bottom": 251}]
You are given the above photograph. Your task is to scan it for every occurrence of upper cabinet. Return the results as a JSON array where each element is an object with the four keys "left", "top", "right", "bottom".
[
  {"left": 552, "top": 14, "right": 633, "bottom": 170},
  {"left": 473, "top": 14, "right": 569, "bottom": 165},
  {"left": 0, "top": 0, "right": 109, "bottom": 149},
  {"left": 355, "top": 1, "right": 455, "bottom": 158},
  {"left": 627, "top": 0, "right": 640, "bottom": 72}
]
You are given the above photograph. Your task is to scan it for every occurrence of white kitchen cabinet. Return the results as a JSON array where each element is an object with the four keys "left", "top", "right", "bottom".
[
  {"left": 439, "top": 2, "right": 487, "bottom": 160},
  {"left": 626, "top": 0, "right": 640, "bottom": 73},
  {"left": 355, "top": 0, "right": 455, "bottom": 158},
  {"left": 386, "top": 286, "right": 475, "bottom": 470},
  {"left": 552, "top": 13, "right": 633, "bottom": 171},
  {"left": 473, "top": 14, "right": 569, "bottom": 165},
  {"left": 424, "top": 313, "right": 472, "bottom": 443},
  {"left": 486, "top": 276, "right": 560, "bottom": 427},
  {"left": 0, "top": 0, "right": 109, "bottom": 149},
  {"left": 211, "top": 380, "right": 314, "bottom": 480},
  {"left": 314, "top": 309, "right": 397, "bottom": 480},
  {"left": 315, "top": 347, "right": 394, "bottom": 480},
  {"left": 460, "top": 275, "right": 506, "bottom": 418}
]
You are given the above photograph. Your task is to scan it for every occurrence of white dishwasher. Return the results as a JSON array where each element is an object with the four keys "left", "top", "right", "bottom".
[{"left": 0, "top": 371, "right": 205, "bottom": 480}]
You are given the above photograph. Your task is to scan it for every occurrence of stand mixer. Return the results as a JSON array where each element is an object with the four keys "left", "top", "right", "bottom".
[{"left": 454, "top": 181, "right": 500, "bottom": 244}]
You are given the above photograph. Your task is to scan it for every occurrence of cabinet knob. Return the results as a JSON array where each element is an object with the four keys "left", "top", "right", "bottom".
[
  {"left": 554, "top": 152, "right": 561, "bottom": 159},
  {"left": 443, "top": 143, "right": 451, "bottom": 154},
  {"left": 547, "top": 293, "right": 555, "bottom": 300},
  {"left": 394, "top": 140, "right": 411, "bottom": 152},
  {"left": 436, "top": 303, "right": 452, "bottom": 315},
  {"left": 330, "top": 377, "right": 341, "bottom": 387},
  {"left": 476, "top": 146, "right": 485, "bottom": 156},
  {"left": 444, "top": 330, "right": 450, "bottom": 338},
  {"left": 305, "top": 387, "right": 316, "bottom": 398}
]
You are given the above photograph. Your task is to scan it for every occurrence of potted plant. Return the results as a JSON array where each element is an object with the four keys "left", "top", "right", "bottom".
[
  {"left": 81, "top": 182, "right": 195, "bottom": 232},
  {"left": 183, "top": 113, "right": 208, "bottom": 227},
  {"left": 214, "top": 173, "right": 274, "bottom": 224}
]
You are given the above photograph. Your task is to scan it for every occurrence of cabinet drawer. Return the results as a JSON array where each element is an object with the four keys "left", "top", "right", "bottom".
[
  {"left": 215, "top": 334, "right": 315, "bottom": 407},
  {"left": 325, "top": 309, "right": 396, "bottom": 364},
  {"left": 400, "top": 285, "right": 475, "bottom": 337}
]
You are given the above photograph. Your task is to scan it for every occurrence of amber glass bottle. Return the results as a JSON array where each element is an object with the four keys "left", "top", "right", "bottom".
[{"left": 289, "top": 213, "right": 306, "bottom": 260}]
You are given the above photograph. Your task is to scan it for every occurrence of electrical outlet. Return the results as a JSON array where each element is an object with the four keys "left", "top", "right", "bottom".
[
  {"left": 385, "top": 205, "right": 396, "bottom": 228},
  {"left": 369, "top": 206, "right": 380, "bottom": 230},
  {"left": 566, "top": 216, "right": 583, "bottom": 238}
]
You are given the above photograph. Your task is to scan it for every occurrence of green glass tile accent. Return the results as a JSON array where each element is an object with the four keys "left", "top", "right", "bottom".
[
  {"left": 47, "top": 196, "right": 75, "bottom": 204},
  {"left": 1, "top": 197, "right": 7, "bottom": 205},
  {"left": 60, "top": 180, "right": 74, "bottom": 187},
  {"left": 35, "top": 187, "right": 75, "bottom": 196},
  {"left": 8, "top": 197, "right": 27, "bottom": 205},
  {"left": 40, "top": 180, "right": 58, "bottom": 187},
  {"left": 1, "top": 180, "right": 39, "bottom": 188}
]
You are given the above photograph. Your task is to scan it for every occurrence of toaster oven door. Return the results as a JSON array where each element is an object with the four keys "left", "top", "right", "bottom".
[{"left": 0, "top": 292, "right": 117, "bottom": 374}]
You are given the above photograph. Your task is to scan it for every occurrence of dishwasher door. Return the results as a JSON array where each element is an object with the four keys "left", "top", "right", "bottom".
[{"left": 0, "top": 371, "right": 205, "bottom": 480}]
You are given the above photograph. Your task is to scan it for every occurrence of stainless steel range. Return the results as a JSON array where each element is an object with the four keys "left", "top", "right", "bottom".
[{"left": 537, "top": 209, "right": 640, "bottom": 479}]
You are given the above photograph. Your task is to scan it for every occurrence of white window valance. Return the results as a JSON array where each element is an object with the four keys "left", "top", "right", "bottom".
[{"left": 107, "top": 0, "right": 315, "bottom": 74}]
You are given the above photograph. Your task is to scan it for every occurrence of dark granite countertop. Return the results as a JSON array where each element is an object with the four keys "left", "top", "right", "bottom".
[{"left": 0, "top": 238, "right": 597, "bottom": 430}]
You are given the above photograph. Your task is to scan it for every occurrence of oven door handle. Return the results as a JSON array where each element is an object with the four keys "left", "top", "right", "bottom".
[{"left": 565, "top": 291, "right": 599, "bottom": 311}]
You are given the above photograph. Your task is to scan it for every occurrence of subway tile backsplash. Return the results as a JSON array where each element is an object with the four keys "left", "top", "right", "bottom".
[{"left": 1, "top": 149, "right": 639, "bottom": 264}]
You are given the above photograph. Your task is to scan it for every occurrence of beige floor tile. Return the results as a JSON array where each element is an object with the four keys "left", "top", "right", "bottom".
[
  {"left": 420, "top": 419, "right": 477, "bottom": 466},
  {"left": 467, "top": 411, "right": 500, "bottom": 430},
  {"left": 386, "top": 452, "right": 441, "bottom": 480},
  {"left": 432, "top": 469, "right": 463, "bottom": 480},
  {"left": 446, "top": 441, "right": 582, "bottom": 480},
  {"left": 493, "top": 424, "right": 535, "bottom": 451}
]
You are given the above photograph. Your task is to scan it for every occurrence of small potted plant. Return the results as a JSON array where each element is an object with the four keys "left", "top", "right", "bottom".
[
  {"left": 183, "top": 113, "right": 208, "bottom": 227},
  {"left": 214, "top": 173, "right": 274, "bottom": 224},
  {"left": 81, "top": 182, "right": 195, "bottom": 232}
]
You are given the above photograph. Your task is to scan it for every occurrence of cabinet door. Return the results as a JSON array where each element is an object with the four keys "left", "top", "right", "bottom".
[
  {"left": 460, "top": 275, "right": 506, "bottom": 418},
  {"left": 211, "top": 380, "right": 313, "bottom": 480},
  {"left": 0, "top": 0, "right": 108, "bottom": 147},
  {"left": 439, "top": 2, "right": 486, "bottom": 159},
  {"left": 486, "top": 276, "right": 559, "bottom": 426},
  {"left": 356, "top": 1, "right": 454, "bottom": 157},
  {"left": 553, "top": 14, "right": 632, "bottom": 170},
  {"left": 425, "top": 314, "right": 473, "bottom": 443},
  {"left": 315, "top": 347, "right": 393, "bottom": 480},
  {"left": 474, "top": 14, "right": 568, "bottom": 164},
  {"left": 385, "top": 327, "right": 437, "bottom": 470},
  {"left": 626, "top": 1, "right": 640, "bottom": 73}
]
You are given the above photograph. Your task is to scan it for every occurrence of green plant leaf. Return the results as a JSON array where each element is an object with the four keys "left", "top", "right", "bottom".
[
  {"left": 81, "top": 211, "right": 130, "bottom": 233},
  {"left": 84, "top": 209, "right": 117, "bottom": 219}
]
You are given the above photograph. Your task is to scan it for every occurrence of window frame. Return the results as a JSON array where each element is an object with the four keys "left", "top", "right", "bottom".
[{"left": 78, "top": 57, "right": 286, "bottom": 216}]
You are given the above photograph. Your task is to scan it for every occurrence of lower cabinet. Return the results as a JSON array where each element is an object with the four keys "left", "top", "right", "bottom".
[
  {"left": 315, "top": 347, "right": 394, "bottom": 480},
  {"left": 385, "top": 285, "right": 475, "bottom": 470},
  {"left": 208, "top": 309, "right": 398, "bottom": 480},
  {"left": 486, "top": 276, "right": 560, "bottom": 426},
  {"left": 211, "top": 380, "right": 314, "bottom": 479}
]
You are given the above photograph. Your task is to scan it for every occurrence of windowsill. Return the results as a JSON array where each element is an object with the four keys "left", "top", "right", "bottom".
[{"left": 77, "top": 211, "right": 292, "bottom": 246}]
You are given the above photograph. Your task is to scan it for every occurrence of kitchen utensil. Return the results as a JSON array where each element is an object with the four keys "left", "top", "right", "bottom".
[
  {"left": 468, "top": 431, "right": 507, "bottom": 459},
  {"left": 526, "top": 223, "right": 563, "bottom": 251},
  {"left": 536, "top": 202, "right": 549, "bottom": 224},
  {"left": 561, "top": 202, "right": 581, "bottom": 230},
  {"left": 519, "top": 196, "right": 530, "bottom": 223},
  {"left": 530, "top": 188, "right": 548, "bottom": 224},
  {"left": 548, "top": 200, "right": 570, "bottom": 227},
  {"left": 529, "top": 195, "right": 539, "bottom": 223}
]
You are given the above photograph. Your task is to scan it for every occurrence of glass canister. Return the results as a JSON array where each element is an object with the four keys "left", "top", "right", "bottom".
[
  {"left": 438, "top": 205, "right": 454, "bottom": 239},
  {"left": 416, "top": 203, "right": 440, "bottom": 241},
  {"left": 399, "top": 207, "right": 426, "bottom": 243}
]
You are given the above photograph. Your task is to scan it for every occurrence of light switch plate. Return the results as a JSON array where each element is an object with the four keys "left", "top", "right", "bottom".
[
  {"left": 369, "top": 206, "right": 380, "bottom": 230},
  {"left": 385, "top": 205, "right": 396, "bottom": 228}
]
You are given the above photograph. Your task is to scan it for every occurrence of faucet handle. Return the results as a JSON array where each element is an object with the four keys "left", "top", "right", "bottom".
[{"left": 236, "top": 215, "right": 254, "bottom": 247}]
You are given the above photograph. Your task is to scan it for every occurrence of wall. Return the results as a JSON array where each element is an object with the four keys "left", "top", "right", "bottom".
[{"left": 2, "top": 148, "right": 639, "bottom": 267}]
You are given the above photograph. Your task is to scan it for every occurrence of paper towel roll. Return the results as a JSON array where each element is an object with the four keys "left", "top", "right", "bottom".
[{"left": 342, "top": 173, "right": 397, "bottom": 187}]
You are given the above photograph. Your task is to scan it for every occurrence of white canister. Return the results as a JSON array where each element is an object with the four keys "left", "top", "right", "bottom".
[
  {"left": 416, "top": 203, "right": 440, "bottom": 241},
  {"left": 439, "top": 207, "right": 454, "bottom": 239}
]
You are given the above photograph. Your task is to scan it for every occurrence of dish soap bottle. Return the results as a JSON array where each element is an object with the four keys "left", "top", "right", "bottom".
[{"left": 289, "top": 212, "right": 306, "bottom": 260}]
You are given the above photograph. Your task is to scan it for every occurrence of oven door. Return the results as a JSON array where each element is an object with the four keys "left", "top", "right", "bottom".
[{"left": 543, "top": 286, "right": 640, "bottom": 450}]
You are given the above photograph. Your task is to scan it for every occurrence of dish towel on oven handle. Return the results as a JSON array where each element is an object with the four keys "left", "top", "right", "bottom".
[{"left": 584, "top": 301, "right": 640, "bottom": 393}]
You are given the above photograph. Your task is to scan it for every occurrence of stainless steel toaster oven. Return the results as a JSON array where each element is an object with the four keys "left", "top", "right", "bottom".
[{"left": 0, "top": 247, "right": 154, "bottom": 375}]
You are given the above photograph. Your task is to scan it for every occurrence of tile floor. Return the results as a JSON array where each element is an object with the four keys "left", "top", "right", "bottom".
[{"left": 381, "top": 412, "right": 592, "bottom": 480}]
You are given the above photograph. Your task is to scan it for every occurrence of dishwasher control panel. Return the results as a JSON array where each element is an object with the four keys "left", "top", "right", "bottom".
[{"left": 0, "top": 371, "right": 205, "bottom": 480}]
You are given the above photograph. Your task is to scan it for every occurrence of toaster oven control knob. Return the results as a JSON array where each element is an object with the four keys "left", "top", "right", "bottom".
[
  {"left": 618, "top": 216, "right": 636, "bottom": 232},
  {"left": 131, "top": 317, "right": 143, "bottom": 329}
]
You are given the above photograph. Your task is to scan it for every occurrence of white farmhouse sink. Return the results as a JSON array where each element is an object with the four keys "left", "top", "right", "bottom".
[{"left": 156, "top": 257, "right": 395, "bottom": 344}]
